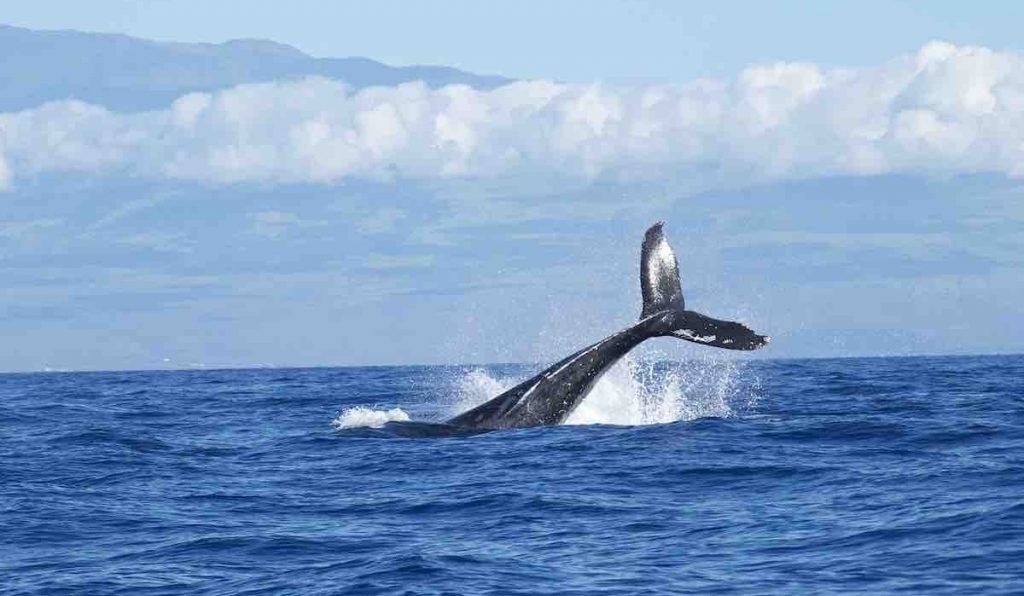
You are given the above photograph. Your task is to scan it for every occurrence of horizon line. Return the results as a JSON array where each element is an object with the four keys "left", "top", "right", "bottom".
[{"left": 3, "top": 350, "right": 1022, "bottom": 376}]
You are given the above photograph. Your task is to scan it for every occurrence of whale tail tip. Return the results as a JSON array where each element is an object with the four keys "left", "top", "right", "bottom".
[
  {"left": 639, "top": 221, "right": 770, "bottom": 351},
  {"left": 640, "top": 221, "right": 684, "bottom": 318}
]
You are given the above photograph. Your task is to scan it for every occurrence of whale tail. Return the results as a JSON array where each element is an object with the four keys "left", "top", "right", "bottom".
[
  {"left": 640, "top": 221, "right": 685, "bottom": 318},
  {"left": 445, "top": 220, "right": 768, "bottom": 429},
  {"left": 639, "top": 222, "right": 769, "bottom": 351}
]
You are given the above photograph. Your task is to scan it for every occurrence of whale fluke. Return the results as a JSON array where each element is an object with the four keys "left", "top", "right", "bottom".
[
  {"left": 640, "top": 221, "right": 684, "bottom": 317},
  {"left": 447, "top": 221, "right": 769, "bottom": 430}
]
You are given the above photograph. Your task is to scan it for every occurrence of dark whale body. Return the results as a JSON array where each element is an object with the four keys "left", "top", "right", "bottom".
[{"left": 448, "top": 222, "right": 770, "bottom": 430}]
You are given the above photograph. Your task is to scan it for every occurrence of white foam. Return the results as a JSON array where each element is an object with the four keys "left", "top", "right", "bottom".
[
  {"left": 448, "top": 352, "right": 756, "bottom": 427},
  {"left": 332, "top": 406, "right": 410, "bottom": 429}
]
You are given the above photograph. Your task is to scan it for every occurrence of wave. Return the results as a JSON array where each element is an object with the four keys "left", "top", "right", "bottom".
[{"left": 332, "top": 406, "right": 410, "bottom": 429}]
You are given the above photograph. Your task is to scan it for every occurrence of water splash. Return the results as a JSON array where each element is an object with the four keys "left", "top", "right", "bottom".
[
  {"left": 332, "top": 406, "right": 410, "bottom": 429},
  {"left": 446, "top": 353, "right": 758, "bottom": 426},
  {"left": 450, "top": 367, "right": 517, "bottom": 417}
]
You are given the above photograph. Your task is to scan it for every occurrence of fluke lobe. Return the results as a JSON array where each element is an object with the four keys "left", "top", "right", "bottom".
[{"left": 448, "top": 222, "right": 770, "bottom": 430}]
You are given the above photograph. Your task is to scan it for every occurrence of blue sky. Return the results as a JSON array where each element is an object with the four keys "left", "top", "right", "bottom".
[{"left": 2, "top": 4, "right": 1024, "bottom": 371}]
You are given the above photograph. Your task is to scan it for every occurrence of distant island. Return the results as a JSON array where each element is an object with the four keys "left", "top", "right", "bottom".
[{"left": 0, "top": 23, "right": 510, "bottom": 112}]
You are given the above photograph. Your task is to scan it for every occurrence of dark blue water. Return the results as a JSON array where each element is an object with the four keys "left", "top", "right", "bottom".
[{"left": 2, "top": 355, "right": 1023, "bottom": 594}]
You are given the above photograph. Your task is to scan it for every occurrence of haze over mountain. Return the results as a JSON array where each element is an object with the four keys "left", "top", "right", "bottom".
[{"left": 0, "top": 24, "right": 509, "bottom": 112}]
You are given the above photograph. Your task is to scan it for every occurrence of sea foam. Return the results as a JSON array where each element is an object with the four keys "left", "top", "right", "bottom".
[{"left": 332, "top": 406, "right": 411, "bottom": 429}]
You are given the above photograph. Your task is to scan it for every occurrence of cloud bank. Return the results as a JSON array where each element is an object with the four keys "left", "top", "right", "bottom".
[{"left": 2, "top": 41, "right": 1024, "bottom": 190}]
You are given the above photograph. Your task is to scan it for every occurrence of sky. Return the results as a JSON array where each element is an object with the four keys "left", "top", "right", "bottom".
[
  {"left": 4, "top": 0, "right": 1024, "bottom": 82},
  {"left": 2, "top": 3, "right": 1024, "bottom": 371}
]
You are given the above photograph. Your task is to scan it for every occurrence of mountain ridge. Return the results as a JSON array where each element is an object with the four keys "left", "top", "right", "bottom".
[{"left": 0, "top": 23, "right": 511, "bottom": 112}]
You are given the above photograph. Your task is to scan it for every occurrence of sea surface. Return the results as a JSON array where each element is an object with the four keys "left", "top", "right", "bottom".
[{"left": 2, "top": 354, "right": 1023, "bottom": 594}]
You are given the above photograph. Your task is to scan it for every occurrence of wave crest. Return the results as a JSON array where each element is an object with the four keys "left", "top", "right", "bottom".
[{"left": 332, "top": 406, "right": 410, "bottom": 429}]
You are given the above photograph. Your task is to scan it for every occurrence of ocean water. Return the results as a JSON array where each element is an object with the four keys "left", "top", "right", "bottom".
[{"left": 2, "top": 354, "right": 1023, "bottom": 594}]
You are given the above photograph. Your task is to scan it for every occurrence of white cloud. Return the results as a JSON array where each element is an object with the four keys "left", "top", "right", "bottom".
[{"left": 3, "top": 41, "right": 1024, "bottom": 189}]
